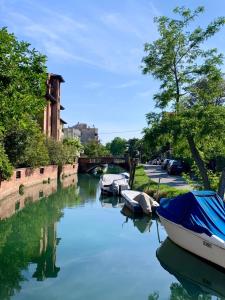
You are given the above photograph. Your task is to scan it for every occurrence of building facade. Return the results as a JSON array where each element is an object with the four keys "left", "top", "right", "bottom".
[
  {"left": 64, "top": 123, "right": 98, "bottom": 144},
  {"left": 42, "top": 73, "right": 67, "bottom": 141}
]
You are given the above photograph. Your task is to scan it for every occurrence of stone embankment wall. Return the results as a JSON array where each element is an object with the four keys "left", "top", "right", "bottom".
[{"left": 0, "top": 163, "right": 78, "bottom": 200}]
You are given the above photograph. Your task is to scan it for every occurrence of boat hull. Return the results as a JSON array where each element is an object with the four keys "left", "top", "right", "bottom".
[{"left": 158, "top": 214, "right": 225, "bottom": 269}]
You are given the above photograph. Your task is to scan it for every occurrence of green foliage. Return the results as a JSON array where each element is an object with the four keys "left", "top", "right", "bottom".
[
  {"left": 46, "top": 138, "right": 82, "bottom": 166},
  {"left": 46, "top": 138, "right": 64, "bottom": 166},
  {"left": 0, "top": 128, "right": 13, "bottom": 180},
  {"left": 0, "top": 27, "right": 47, "bottom": 129},
  {"left": 63, "top": 138, "right": 83, "bottom": 163},
  {"left": 4, "top": 121, "right": 49, "bottom": 168},
  {"left": 142, "top": 6, "right": 225, "bottom": 192},
  {"left": 0, "top": 27, "right": 48, "bottom": 177},
  {"left": 142, "top": 6, "right": 225, "bottom": 111},
  {"left": 0, "top": 143, "right": 13, "bottom": 180},
  {"left": 83, "top": 141, "right": 110, "bottom": 158},
  {"left": 19, "top": 185, "right": 24, "bottom": 196},
  {"left": 106, "top": 137, "right": 127, "bottom": 156}
]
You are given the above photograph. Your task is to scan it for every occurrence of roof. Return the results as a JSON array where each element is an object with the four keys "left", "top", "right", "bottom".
[
  {"left": 49, "top": 73, "right": 65, "bottom": 83},
  {"left": 60, "top": 118, "right": 67, "bottom": 125}
]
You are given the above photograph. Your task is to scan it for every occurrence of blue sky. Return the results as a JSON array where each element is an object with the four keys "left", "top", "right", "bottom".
[{"left": 0, "top": 0, "right": 225, "bottom": 143}]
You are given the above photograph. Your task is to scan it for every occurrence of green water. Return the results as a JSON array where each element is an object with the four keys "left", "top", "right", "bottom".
[{"left": 0, "top": 174, "right": 224, "bottom": 300}]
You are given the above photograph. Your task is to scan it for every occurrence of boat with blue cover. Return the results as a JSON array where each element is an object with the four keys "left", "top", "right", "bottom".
[{"left": 157, "top": 191, "right": 225, "bottom": 268}]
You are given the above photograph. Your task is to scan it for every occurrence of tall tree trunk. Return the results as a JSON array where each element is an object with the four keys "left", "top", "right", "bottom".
[
  {"left": 218, "top": 168, "right": 225, "bottom": 200},
  {"left": 186, "top": 135, "right": 211, "bottom": 190}
]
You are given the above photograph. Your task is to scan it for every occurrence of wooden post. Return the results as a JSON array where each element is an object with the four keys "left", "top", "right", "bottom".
[{"left": 129, "top": 158, "right": 138, "bottom": 189}]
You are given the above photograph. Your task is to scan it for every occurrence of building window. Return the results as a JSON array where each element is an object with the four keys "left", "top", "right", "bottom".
[
  {"left": 40, "top": 168, "right": 45, "bottom": 174},
  {"left": 16, "top": 171, "right": 21, "bottom": 179},
  {"left": 39, "top": 191, "right": 44, "bottom": 198}
]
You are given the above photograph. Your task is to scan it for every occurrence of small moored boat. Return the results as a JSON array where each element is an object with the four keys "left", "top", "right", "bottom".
[
  {"left": 100, "top": 173, "right": 130, "bottom": 195},
  {"left": 157, "top": 190, "right": 225, "bottom": 269},
  {"left": 121, "top": 190, "right": 159, "bottom": 215}
]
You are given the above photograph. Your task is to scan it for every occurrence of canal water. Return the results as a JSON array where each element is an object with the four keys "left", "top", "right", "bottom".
[{"left": 0, "top": 173, "right": 225, "bottom": 300}]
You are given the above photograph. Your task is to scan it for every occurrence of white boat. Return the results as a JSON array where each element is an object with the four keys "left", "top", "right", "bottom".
[
  {"left": 157, "top": 191, "right": 225, "bottom": 269},
  {"left": 100, "top": 173, "right": 130, "bottom": 195},
  {"left": 121, "top": 190, "right": 159, "bottom": 215}
]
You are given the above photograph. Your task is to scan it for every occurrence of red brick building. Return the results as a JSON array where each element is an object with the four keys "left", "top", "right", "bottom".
[{"left": 42, "top": 73, "right": 67, "bottom": 141}]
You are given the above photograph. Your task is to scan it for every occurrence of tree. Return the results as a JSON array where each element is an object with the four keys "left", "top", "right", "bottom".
[
  {"left": 106, "top": 137, "right": 127, "bottom": 156},
  {"left": 142, "top": 7, "right": 225, "bottom": 196},
  {"left": 0, "top": 27, "right": 47, "bottom": 129},
  {"left": 0, "top": 127, "right": 13, "bottom": 180},
  {"left": 63, "top": 138, "right": 83, "bottom": 163},
  {"left": 83, "top": 141, "right": 110, "bottom": 158},
  {"left": 0, "top": 27, "right": 48, "bottom": 178},
  {"left": 4, "top": 121, "right": 49, "bottom": 168},
  {"left": 142, "top": 7, "right": 225, "bottom": 112}
]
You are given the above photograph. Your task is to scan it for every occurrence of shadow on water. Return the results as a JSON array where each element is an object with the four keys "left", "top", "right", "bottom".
[
  {"left": 156, "top": 238, "right": 225, "bottom": 299},
  {"left": 0, "top": 174, "right": 81, "bottom": 300}
]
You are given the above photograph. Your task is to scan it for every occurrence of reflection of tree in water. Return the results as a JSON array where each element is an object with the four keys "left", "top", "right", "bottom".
[
  {"left": 147, "top": 283, "right": 213, "bottom": 300},
  {"left": 0, "top": 184, "right": 80, "bottom": 300},
  {"left": 170, "top": 283, "right": 211, "bottom": 300},
  {"left": 78, "top": 174, "right": 99, "bottom": 200},
  {"left": 148, "top": 292, "right": 159, "bottom": 300}
]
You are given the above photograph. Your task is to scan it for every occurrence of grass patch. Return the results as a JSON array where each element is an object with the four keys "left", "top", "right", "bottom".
[{"left": 133, "top": 165, "right": 189, "bottom": 200}]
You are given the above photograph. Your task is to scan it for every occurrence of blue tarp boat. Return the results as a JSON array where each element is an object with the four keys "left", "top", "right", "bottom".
[{"left": 157, "top": 191, "right": 225, "bottom": 268}]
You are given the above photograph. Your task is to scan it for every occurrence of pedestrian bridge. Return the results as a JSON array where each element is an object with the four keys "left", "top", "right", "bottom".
[{"left": 78, "top": 157, "right": 130, "bottom": 173}]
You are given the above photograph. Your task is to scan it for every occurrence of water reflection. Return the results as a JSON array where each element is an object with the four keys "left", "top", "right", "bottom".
[
  {"left": 78, "top": 174, "right": 100, "bottom": 201},
  {"left": 157, "top": 238, "right": 225, "bottom": 299},
  {"left": 99, "top": 195, "right": 124, "bottom": 208},
  {"left": 121, "top": 206, "right": 153, "bottom": 233},
  {"left": 0, "top": 175, "right": 80, "bottom": 299}
]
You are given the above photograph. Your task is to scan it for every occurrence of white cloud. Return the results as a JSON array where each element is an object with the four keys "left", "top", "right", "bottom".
[{"left": 0, "top": 0, "right": 159, "bottom": 74}]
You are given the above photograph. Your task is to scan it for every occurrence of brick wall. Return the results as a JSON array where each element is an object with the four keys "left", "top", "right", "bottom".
[
  {"left": 61, "top": 163, "right": 78, "bottom": 177},
  {"left": 0, "top": 165, "right": 58, "bottom": 200}
]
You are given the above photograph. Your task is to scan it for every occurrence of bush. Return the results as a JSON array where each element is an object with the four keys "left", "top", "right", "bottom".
[{"left": 4, "top": 122, "right": 49, "bottom": 168}]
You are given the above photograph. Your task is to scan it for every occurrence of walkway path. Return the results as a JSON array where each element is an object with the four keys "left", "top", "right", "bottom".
[{"left": 144, "top": 164, "right": 191, "bottom": 190}]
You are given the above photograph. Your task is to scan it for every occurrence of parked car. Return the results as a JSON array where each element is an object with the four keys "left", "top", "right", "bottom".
[
  {"left": 167, "top": 160, "right": 183, "bottom": 175},
  {"left": 161, "top": 159, "right": 171, "bottom": 170},
  {"left": 152, "top": 158, "right": 162, "bottom": 165}
]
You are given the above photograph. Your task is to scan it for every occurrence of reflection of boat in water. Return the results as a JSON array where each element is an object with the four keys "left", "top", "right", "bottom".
[
  {"left": 99, "top": 195, "right": 124, "bottom": 208},
  {"left": 157, "top": 238, "right": 225, "bottom": 299},
  {"left": 121, "top": 206, "right": 152, "bottom": 233}
]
